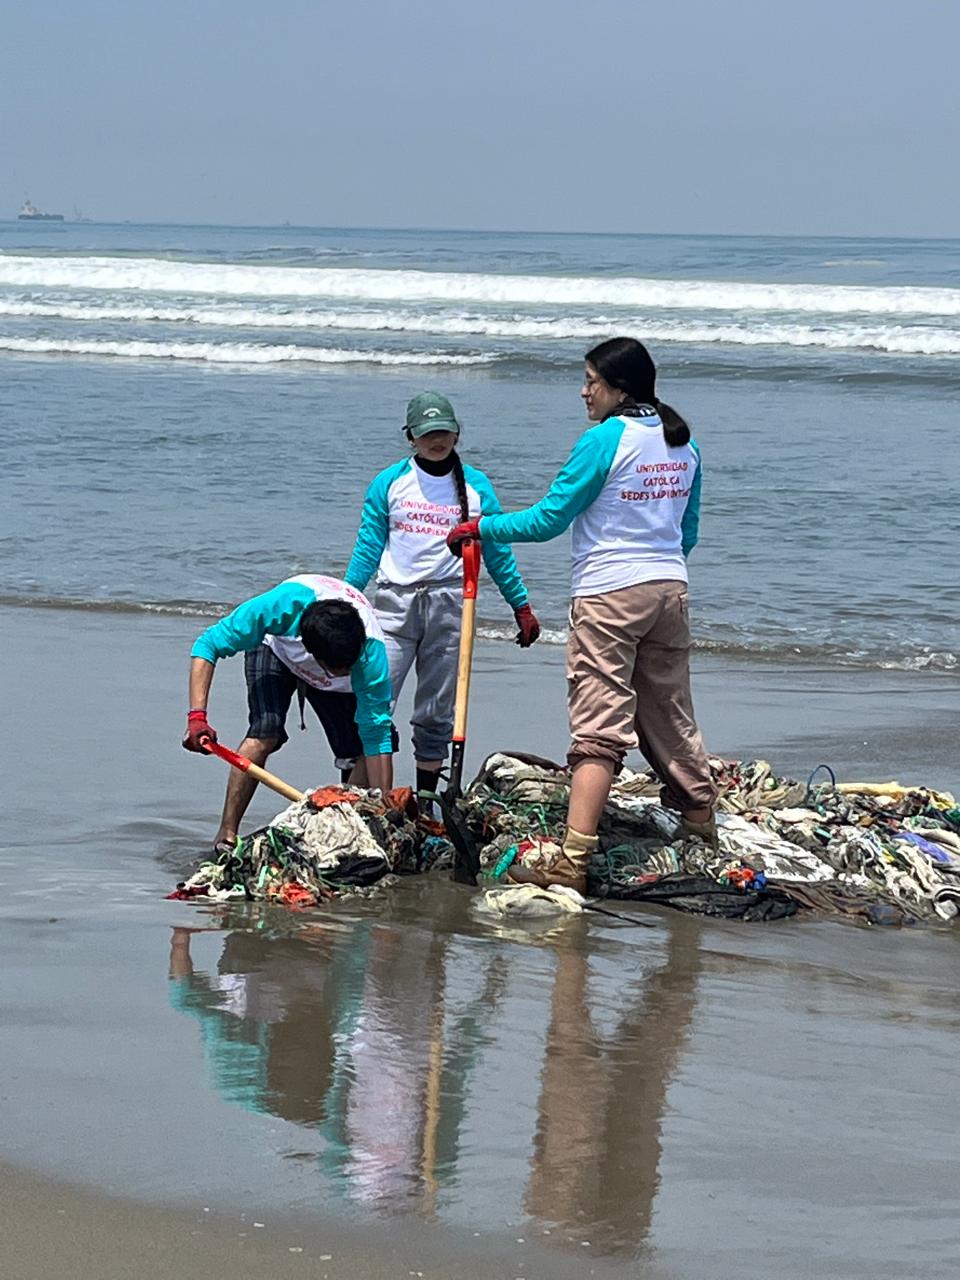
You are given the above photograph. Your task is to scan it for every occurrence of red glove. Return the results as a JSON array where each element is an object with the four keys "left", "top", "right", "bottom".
[
  {"left": 182, "top": 710, "right": 217, "bottom": 753},
  {"left": 446, "top": 517, "right": 481, "bottom": 558},
  {"left": 514, "top": 603, "right": 541, "bottom": 647}
]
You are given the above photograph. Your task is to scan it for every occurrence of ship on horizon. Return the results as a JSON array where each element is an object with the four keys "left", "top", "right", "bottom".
[{"left": 18, "top": 199, "right": 64, "bottom": 222}]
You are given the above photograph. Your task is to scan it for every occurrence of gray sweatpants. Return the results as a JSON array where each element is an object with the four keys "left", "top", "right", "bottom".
[{"left": 373, "top": 581, "right": 462, "bottom": 763}]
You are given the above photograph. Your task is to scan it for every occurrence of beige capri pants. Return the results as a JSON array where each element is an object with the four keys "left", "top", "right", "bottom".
[{"left": 566, "top": 579, "right": 716, "bottom": 813}]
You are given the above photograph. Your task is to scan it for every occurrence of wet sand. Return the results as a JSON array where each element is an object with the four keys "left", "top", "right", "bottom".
[
  {"left": 2, "top": 1160, "right": 638, "bottom": 1280},
  {"left": 2, "top": 603, "right": 959, "bottom": 1280}
]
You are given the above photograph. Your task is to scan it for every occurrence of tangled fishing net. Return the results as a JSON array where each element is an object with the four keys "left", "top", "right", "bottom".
[
  {"left": 168, "top": 785, "right": 449, "bottom": 908},
  {"left": 168, "top": 755, "right": 960, "bottom": 927}
]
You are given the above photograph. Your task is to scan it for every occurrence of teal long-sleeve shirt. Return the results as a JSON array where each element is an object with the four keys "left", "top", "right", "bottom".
[
  {"left": 191, "top": 575, "right": 393, "bottom": 756},
  {"left": 478, "top": 415, "right": 702, "bottom": 597},
  {"left": 344, "top": 457, "right": 529, "bottom": 610}
]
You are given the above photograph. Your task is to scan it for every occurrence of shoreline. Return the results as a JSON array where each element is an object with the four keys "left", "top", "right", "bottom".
[
  {"left": 3, "top": 601, "right": 957, "bottom": 784},
  {"left": 2, "top": 593, "right": 955, "bottom": 679}
]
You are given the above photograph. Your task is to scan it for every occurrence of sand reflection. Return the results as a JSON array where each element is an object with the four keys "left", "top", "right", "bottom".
[{"left": 168, "top": 909, "right": 698, "bottom": 1256}]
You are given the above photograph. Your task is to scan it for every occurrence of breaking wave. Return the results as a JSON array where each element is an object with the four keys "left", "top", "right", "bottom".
[
  {"left": 2, "top": 297, "right": 959, "bottom": 356},
  {"left": 0, "top": 335, "right": 491, "bottom": 367},
  {"left": 3, "top": 253, "right": 960, "bottom": 318}
]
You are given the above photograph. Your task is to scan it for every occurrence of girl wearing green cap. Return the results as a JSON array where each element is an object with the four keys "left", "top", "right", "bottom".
[{"left": 345, "top": 392, "right": 540, "bottom": 808}]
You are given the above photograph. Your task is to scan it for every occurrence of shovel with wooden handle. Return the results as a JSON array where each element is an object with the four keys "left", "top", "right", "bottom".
[
  {"left": 440, "top": 538, "right": 482, "bottom": 885},
  {"left": 203, "top": 739, "right": 306, "bottom": 803}
]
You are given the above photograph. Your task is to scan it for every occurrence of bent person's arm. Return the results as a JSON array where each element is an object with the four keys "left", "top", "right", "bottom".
[
  {"left": 188, "top": 656, "right": 216, "bottom": 712},
  {"left": 351, "top": 636, "right": 395, "bottom": 792},
  {"left": 190, "top": 581, "right": 317, "bottom": 664}
]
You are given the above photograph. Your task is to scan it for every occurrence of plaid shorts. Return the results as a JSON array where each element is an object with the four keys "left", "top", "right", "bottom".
[{"left": 244, "top": 644, "right": 363, "bottom": 768}]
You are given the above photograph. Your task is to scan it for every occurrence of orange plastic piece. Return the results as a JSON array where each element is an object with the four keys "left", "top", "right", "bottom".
[
  {"left": 309, "top": 786, "right": 360, "bottom": 809},
  {"left": 383, "top": 786, "right": 417, "bottom": 818},
  {"left": 278, "top": 883, "right": 318, "bottom": 907},
  {"left": 724, "top": 866, "right": 756, "bottom": 889}
]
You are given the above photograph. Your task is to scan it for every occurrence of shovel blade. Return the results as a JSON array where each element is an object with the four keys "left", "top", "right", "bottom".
[
  {"left": 441, "top": 742, "right": 480, "bottom": 884},
  {"left": 439, "top": 791, "right": 480, "bottom": 885}
]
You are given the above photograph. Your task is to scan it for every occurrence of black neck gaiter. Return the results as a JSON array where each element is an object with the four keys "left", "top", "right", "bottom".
[{"left": 414, "top": 453, "right": 456, "bottom": 477}]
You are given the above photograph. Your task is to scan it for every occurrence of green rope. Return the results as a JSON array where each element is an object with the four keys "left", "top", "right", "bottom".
[{"left": 489, "top": 845, "right": 519, "bottom": 881}]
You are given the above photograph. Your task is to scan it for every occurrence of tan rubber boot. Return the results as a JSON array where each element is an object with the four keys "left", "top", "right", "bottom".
[
  {"left": 507, "top": 827, "right": 597, "bottom": 895},
  {"left": 681, "top": 812, "right": 718, "bottom": 850}
]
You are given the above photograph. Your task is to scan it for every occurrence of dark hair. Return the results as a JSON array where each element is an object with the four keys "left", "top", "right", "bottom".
[
  {"left": 585, "top": 337, "right": 690, "bottom": 447},
  {"left": 299, "top": 599, "right": 365, "bottom": 669},
  {"left": 450, "top": 450, "right": 470, "bottom": 522}
]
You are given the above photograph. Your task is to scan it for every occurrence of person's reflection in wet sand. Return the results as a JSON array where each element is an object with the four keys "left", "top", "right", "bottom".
[
  {"left": 168, "top": 909, "right": 695, "bottom": 1249},
  {"left": 525, "top": 925, "right": 701, "bottom": 1255},
  {"left": 168, "top": 923, "right": 339, "bottom": 1123},
  {"left": 168, "top": 911, "right": 508, "bottom": 1215},
  {"left": 418, "top": 930, "right": 511, "bottom": 1219},
  {"left": 335, "top": 916, "right": 513, "bottom": 1216}
]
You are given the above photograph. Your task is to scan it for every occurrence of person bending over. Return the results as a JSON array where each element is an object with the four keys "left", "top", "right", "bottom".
[{"left": 183, "top": 574, "right": 394, "bottom": 849}]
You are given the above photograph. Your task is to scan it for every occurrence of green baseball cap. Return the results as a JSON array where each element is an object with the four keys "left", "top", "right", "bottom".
[{"left": 405, "top": 391, "right": 460, "bottom": 438}]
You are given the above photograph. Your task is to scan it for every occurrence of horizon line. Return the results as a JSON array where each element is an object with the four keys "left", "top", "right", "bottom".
[{"left": 1, "top": 218, "right": 957, "bottom": 245}]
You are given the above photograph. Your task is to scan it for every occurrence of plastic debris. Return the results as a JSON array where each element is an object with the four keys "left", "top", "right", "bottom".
[
  {"left": 474, "top": 883, "right": 587, "bottom": 917},
  {"left": 455, "top": 752, "right": 960, "bottom": 927},
  {"left": 168, "top": 785, "right": 440, "bottom": 907},
  {"left": 169, "top": 753, "right": 960, "bottom": 928}
]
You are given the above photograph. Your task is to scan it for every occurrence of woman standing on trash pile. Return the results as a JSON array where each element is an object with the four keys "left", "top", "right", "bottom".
[
  {"left": 346, "top": 392, "right": 540, "bottom": 812},
  {"left": 447, "top": 339, "right": 716, "bottom": 893}
]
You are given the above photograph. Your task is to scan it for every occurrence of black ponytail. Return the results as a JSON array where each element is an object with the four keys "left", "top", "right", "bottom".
[
  {"left": 586, "top": 337, "right": 690, "bottom": 449},
  {"left": 450, "top": 449, "right": 470, "bottom": 522},
  {"left": 653, "top": 397, "right": 691, "bottom": 448}
]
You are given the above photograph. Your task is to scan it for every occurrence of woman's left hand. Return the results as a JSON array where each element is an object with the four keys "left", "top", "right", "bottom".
[{"left": 514, "top": 604, "right": 541, "bottom": 647}]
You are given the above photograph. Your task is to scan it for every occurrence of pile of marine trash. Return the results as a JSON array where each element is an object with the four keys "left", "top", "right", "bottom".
[
  {"left": 169, "top": 754, "right": 960, "bottom": 927},
  {"left": 167, "top": 785, "right": 446, "bottom": 908}
]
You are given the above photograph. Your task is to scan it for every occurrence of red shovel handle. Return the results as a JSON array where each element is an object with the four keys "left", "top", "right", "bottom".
[
  {"left": 204, "top": 739, "right": 249, "bottom": 771},
  {"left": 462, "top": 538, "right": 480, "bottom": 600},
  {"left": 202, "top": 739, "right": 306, "bottom": 803}
]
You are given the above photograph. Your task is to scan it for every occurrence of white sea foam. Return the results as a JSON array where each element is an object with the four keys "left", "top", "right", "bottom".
[
  {"left": 2, "top": 297, "right": 959, "bottom": 356},
  {"left": 5, "top": 596, "right": 948, "bottom": 669},
  {"left": 0, "top": 336, "right": 491, "bottom": 367},
  {"left": 3, "top": 253, "right": 960, "bottom": 318},
  {"left": 819, "top": 258, "right": 889, "bottom": 268}
]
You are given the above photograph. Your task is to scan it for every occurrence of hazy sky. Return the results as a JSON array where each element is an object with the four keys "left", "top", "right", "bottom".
[{"left": 1, "top": 0, "right": 956, "bottom": 236}]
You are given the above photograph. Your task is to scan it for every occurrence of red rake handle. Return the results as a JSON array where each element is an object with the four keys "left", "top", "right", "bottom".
[{"left": 203, "top": 739, "right": 306, "bottom": 803}]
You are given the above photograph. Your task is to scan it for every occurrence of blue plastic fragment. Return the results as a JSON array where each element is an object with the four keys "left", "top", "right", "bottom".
[{"left": 894, "top": 832, "right": 952, "bottom": 863}]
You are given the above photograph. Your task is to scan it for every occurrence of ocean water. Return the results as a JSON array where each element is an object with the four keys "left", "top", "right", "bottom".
[{"left": 2, "top": 220, "right": 957, "bottom": 671}]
